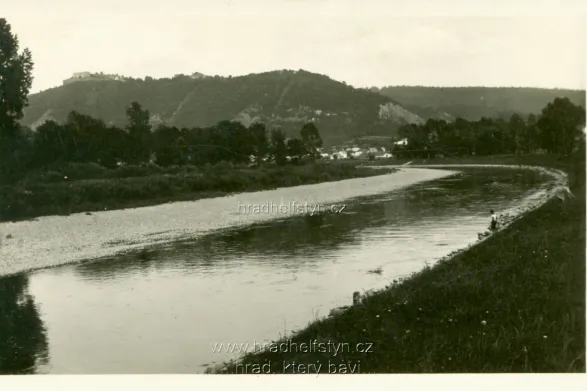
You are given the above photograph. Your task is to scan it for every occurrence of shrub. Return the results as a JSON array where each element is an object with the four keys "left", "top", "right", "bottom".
[{"left": 60, "top": 162, "right": 107, "bottom": 180}]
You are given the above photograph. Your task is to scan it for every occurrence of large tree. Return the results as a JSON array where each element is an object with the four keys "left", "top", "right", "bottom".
[
  {"left": 537, "top": 97, "right": 586, "bottom": 157},
  {"left": 300, "top": 122, "right": 323, "bottom": 160},
  {"left": 269, "top": 129, "right": 287, "bottom": 166},
  {"left": 286, "top": 138, "right": 306, "bottom": 164},
  {"left": 508, "top": 113, "right": 527, "bottom": 155},
  {"left": 0, "top": 18, "right": 34, "bottom": 183},
  {"left": 248, "top": 122, "right": 269, "bottom": 163},
  {"left": 125, "top": 101, "right": 152, "bottom": 163},
  {"left": 525, "top": 114, "right": 539, "bottom": 153}
]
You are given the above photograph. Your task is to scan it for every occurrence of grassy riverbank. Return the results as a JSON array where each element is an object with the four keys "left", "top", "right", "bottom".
[
  {"left": 216, "top": 154, "right": 585, "bottom": 373},
  {"left": 0, "top": 162, "right": 396, "bottom": 223}
]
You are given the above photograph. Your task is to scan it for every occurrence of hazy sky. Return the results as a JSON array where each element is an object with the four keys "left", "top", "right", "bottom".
[{"left": 3, "top": 0, "right": 586, "bottom": 93}]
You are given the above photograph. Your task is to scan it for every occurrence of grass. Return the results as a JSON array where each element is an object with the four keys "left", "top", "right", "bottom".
[
  {"left": 215, "top": 154, "right": 585, "bottom": 373},
  {"left": 0, "top": 161, "right": 396, "bottom": 222}
]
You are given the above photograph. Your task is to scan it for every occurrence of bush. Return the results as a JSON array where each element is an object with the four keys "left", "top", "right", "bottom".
[
  {"left": 213, "top": 161, "right": 234, "bottom": 171},
  {"left": 44, "top": 171, "right": 66, "bottom": 183},
  {"left": 60, "top": 162, "right": 107, "bottom": 180},
  {"left": 106, "top": 164, "right": 161, "bottom": 179}
]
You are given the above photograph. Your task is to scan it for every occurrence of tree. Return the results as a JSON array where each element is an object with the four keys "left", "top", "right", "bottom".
[
  {"left": 33, "top": 121, "right": 70, "bottom": 165},
  {"left": 125, "top": 102, "right": 152, "bottom": 163},
  {"left": 300, "top": 122, "right": 323, "bottom": 160},
  {"left": 126, "top": 101, "right": 151, "bottom": 131},
  {"left": 248, "top": 122, "right": 269, "bottom": 163},
  {"left": 64, "top": 110, "right": 109, "bottom": 162},
  {"left": 508, "top": 113, "right": 526, "bottom": 155},
  {"left": 286, "top": 138, "right": 306, "bottom": 163},
  {"left": 0, "top": 18, "right": 34, "bottom": 183},
  {"left": 269, "top": 129, "right": 287, "bottom": 166},
  {"left": 525, "top": 114, "right": 539, "bottom": 153},
  {"left": 213, "top": 120, "right": 251, "bottom": 164},
  {"left": 537, "top": 97, "right": 586, "bottom": 157},
  {"left": 152, "top": 125, "right": 182, "bottom": 166},
  {"left": 99, "top": 125, "right": 128, "bottom": 168}
]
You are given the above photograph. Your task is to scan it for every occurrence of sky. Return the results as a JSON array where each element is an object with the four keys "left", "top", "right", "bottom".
[{"left": 2, "top": 0, "right": 586, "bottom": 94}]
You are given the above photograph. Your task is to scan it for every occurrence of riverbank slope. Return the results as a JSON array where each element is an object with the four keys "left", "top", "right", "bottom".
[{"left": 215, "top": 155, "right": 585, "bottom": 373}]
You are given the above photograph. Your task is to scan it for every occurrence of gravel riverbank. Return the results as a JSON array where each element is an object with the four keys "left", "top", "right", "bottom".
[{"left": 0, "top": 168, "right": 456, "bottom": 277}]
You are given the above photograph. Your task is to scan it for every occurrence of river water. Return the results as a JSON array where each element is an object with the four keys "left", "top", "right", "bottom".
[{"left": 0, "top": 166, "right": 553, "bottom": 374}]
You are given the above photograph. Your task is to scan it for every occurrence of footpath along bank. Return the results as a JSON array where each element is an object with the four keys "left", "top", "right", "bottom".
[{"left": 213, "top": 156, "right": 585, "bottom": 373}]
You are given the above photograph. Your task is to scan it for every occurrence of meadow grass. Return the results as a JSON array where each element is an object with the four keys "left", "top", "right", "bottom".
[{"left": 216, "top": 154, "right": 585, "bottom": 373}]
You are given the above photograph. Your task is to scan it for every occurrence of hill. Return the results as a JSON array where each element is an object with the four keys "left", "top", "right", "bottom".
[
  {"left": 378, "top": 86, "right": 586, "bottom": 121},
  {"left": 21, "top": 70, "right": 426, "bottom": 146}
]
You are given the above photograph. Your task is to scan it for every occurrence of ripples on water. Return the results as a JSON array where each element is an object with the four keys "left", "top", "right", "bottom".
[{"left": 0, "top": 167, "right": 553, "bottom": 374}]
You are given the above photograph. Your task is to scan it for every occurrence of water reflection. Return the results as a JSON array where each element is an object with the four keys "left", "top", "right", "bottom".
[{"left": 0, "top": 274, "right": 49, "bottom": 374}]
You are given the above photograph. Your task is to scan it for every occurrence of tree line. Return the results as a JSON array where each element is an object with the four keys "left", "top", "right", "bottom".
[
  {"left": 28, "top": 103, "right": 323, "bottom": 168},
  {"left": 3, "top": 99, "right": 325, "bottom": 184},
  {"left": 379, "top": 86, "right": 586, "bottom": 121},
  {"left": 393, "top": 97, "right": 585, "bottom": 159}
]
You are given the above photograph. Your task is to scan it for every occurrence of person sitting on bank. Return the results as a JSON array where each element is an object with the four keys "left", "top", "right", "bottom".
[{"left": 489, "top": 209, "right": 498, "bottom": 232}]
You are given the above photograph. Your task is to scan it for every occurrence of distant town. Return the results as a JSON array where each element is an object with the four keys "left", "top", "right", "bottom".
[{"left": 316, "top": 145, "right": 397, "bottom": 161}]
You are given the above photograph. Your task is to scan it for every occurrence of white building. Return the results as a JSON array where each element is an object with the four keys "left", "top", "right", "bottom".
[
  {"left": 72, "top": 72, "right": 91, "bottom": 79},
  {"left": 331, "top": 151, "right": 348, "bottom": 160},
  {"left": 394, "top": 138, "right": 409, "bottom": 146},
  {"left": 375, "top": 153, "right": 394, "bottom": 159}
]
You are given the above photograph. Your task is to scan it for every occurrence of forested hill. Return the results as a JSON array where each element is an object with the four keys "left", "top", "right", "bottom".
[
  {"left": 378, "top": 86, "right": 586, "bottom": 121},
  {"left": 21, "top": 70, "right": 425, "bottom": 145}
]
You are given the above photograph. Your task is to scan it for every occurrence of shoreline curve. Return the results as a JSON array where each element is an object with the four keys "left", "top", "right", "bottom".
[
  {"left": 367, "top": 164, "right": 567, "bottom": 273},
  {"left": 0, "top": 167, "right": 456, "bottom": 277},
  {"left": 209, "top": 163, "right": 569, "bottom": 373}
]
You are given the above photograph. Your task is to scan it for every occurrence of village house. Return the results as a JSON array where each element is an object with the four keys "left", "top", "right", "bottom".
[
  {"left": 330, "top": 150, "right": 348, "bottom": 160},
  {"left": 375, "top": 153, "right": 394, "bottom": 159}
]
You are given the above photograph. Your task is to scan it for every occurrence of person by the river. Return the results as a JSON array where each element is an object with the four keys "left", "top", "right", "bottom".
[
  {"left": 478, "top": 210, "right": 498, "bottom": 240},
  {"left": 489, "top": 209, "right": 498, "bottom": 232}
]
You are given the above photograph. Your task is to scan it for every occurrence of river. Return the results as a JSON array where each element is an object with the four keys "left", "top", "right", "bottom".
[{"left": 0, "top": 166, "right": 555, "bottom": 374}]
